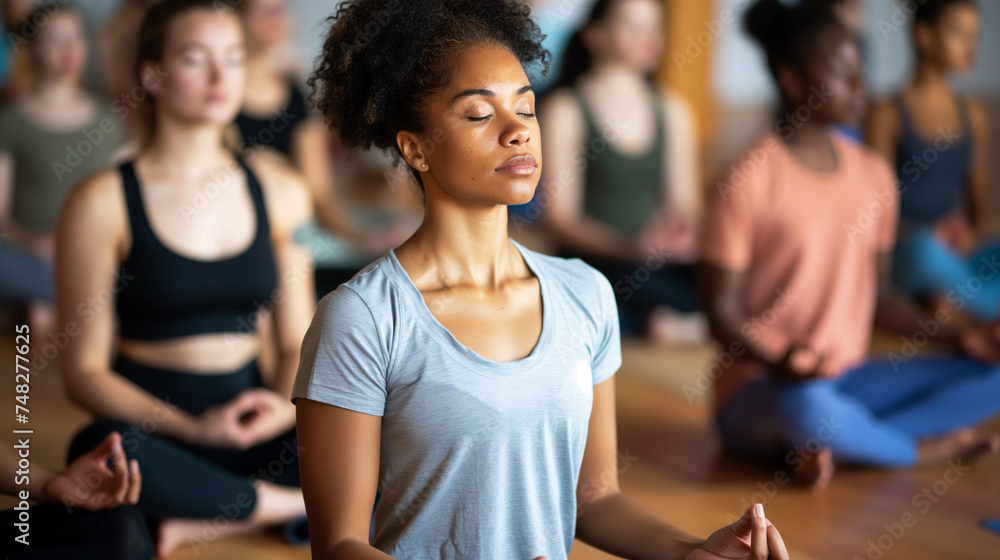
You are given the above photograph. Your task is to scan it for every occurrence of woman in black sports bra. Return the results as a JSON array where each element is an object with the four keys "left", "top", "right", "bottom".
[{"left": 54, "top": 0, "right": 315, "bottom": 555}]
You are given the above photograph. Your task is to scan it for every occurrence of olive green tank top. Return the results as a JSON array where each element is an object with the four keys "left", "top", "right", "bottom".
[
  {"left": 570, "top": 84, "right": 665, "bottom": 237},
  {"left": 0, "top": 97, "right": 124, "bottom": 233}
]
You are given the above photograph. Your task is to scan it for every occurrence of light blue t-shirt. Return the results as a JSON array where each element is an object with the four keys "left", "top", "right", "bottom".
[{"left": 291, "top": 238, "right": 621, "bottom": 560}]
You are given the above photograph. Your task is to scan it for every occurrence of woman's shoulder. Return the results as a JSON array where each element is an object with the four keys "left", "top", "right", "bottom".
[
  {"left": 242, "top": 150, "right": 312, "bottom": 236},
  {"left": 835, "top": 130, "right": 895, "bottom": 181},
  {"left": 311, "top": 252, "right": 404, "bottom": 345},
  {"left": 517, "top": 243, "right": 615, "bottom": 309},
  {"left": 59, "top": 166, "right": 128, "bottom": 242}
]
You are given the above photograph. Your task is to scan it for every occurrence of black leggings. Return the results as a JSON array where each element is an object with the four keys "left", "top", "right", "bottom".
[
  {"left": 67, "top": 355, "right": 300, "bottom": 522},
  {"left": 0, "top": 504, "right": 151, "bottom": 559}
]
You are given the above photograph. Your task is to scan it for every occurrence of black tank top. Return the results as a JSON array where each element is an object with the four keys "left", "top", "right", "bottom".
[
  {"left": 115, "top": 157, "right": 278, "bottom": 340},
  {"left": 235, "top": 80, "right": 309, "bottom": 157}
]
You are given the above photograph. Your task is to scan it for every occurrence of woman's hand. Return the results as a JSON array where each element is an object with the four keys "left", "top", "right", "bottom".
[
  {"left": 959, "top": 324, "right": 1000, "bottom": 363},
  {"left": 638, "top": 210, "right": 699, "bottom": 264},
  {"left": 772, "top": 345, "right": 825, "bottom": 382},
  {"left": 934, "top": 212, "right": 976, "bottom": 255},
  {"left": 686, "top": 504, "right": 789, "bottom": 560},
  {"left": 231, "top": 388, "right": 297, "bottom": 444},
  {"left": 196, "top": 388, "right": 296, "bottom": 449},
  {"left": 43, "top": 431, "right": 141, "bottom": 510}
]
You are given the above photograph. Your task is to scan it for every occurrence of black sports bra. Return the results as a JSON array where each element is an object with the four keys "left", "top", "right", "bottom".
[{"left": 115, "top": 157, "right": 278, "bottom": 340}]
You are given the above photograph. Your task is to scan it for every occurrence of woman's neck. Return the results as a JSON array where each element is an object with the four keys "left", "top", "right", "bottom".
[
  {"left": 246, "top": 46, "right": 282, "bottom": 80},
  {"left": 143, "top": 117, "right": 231, "bottom": 179},
  {"left": 775, "top": 102, "right": 838, "bottom": 171},
  {"left": 585, "top": 60, "right": 646, "bottom": 90},
  {"left": 29, "top": 76, "right": 85, "bottom": 105},
  {"left": 911, "top": 60, "right": 951, "bottom": 95},
  {"left": 404, "top": 198, "right": 514, "bottom": 290}
]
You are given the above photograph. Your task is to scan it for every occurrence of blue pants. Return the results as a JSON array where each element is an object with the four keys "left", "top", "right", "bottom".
[
  {"left": 893, "top": 226, "right": 1000, "bottom": 322},
  {"left": 715, "top": 356, "right": 1000, "bottom": 468}
]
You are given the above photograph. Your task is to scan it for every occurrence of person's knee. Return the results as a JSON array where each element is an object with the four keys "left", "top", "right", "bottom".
[{"left": 776, "top": 381, "right": 842, "bottom": 440}]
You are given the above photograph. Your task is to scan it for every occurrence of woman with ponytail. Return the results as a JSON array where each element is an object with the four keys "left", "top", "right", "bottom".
[
  {"left": 540, "top": 0, "right": 705, "bottom": 341},
  {"left": 57, "top": 0, "right": 314, "bottom": 554}
]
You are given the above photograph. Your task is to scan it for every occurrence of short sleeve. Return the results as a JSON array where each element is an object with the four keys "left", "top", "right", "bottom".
[
  {"left": 590, "top": 267, "right": 622, "bottom": 385},
  {"left": 700, "top": 142, "right": 767, "bottom": 271},
  {"left": 291, "top": 286, "right": 389, "bottom": 416}
]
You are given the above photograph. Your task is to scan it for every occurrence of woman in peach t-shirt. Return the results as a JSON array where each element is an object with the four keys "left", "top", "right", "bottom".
[{"left": 699, "top": 0, "right": 1000, "bottom": 490}]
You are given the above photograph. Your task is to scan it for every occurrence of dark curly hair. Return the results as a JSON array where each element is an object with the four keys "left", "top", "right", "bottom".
[
  {"left": 913, "top": 0, "right": 977, "bottom": 27},
  {"left": 743, "top": 0, "right": 845, "bottom": 83},
  {"left": 308, "top": 0, "right": 549, "bottom": 186}
]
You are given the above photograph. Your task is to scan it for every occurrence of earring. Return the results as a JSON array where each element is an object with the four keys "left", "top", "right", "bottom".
[{"left": 421, "top": 163, "right": 427, "bottom": 169}]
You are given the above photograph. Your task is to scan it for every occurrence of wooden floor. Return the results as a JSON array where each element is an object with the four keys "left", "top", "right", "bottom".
[{"left": 2, "top": 334, "right": 998, "bottom": 560}]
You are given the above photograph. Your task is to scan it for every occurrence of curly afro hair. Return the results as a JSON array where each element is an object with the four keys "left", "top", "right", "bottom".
[{"left": 308, "top": 0, "right": 549, "bottom": 166}]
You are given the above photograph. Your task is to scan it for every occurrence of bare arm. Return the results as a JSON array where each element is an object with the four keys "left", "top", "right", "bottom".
[
  {"left": 864, "top": 99, "right": 900, "bottom": 168},
  {"left": 662, "top": 91, "right": 702, "bottom": 221},
  {"left": 296, "top": 398, "right": 395, "bottom": 559},
  {"left": 0, "top": 150, "right": 25, "bottom": 246},
  {"left": 873, "top": 250, "right": 964, "bottom": 342},
  {"left": 55, "top": 172, "right": 201, "bottom": 442},
  {"left": 254, "top": 156, "right": 316, "bottom": 400},
  {"left": 697, "top": 262, "right": 786, "bottom": 369},
  {"left": 574, "top": 377, "right": 705, "bottom": 559},
  {"left": 966, "top": 99, "right": 991, "bottom": 234},
  {"left": 0, "top": 443, "right": 57, "bottom": 499},
  {"left": 540, "top": 90, "right": 639, "bottom": 260},
  {"left": 292, "top": 120, "right": 367, "bottom": 243}
]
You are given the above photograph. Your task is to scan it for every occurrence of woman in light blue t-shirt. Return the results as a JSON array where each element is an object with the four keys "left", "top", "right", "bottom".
[{"left": 292, "top": 1, "right": 790, "bottom": 559}]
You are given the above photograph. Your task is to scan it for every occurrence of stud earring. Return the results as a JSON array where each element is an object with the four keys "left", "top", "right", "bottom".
[{"left": 421, "top": 163, "right": 427, "bottom": 169}]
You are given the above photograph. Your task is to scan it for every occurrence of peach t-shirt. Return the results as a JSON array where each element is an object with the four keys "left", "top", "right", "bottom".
[{"left": 701, "top": 131, "right": 899, "bottom": 408}]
